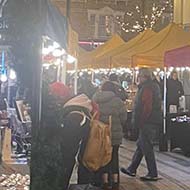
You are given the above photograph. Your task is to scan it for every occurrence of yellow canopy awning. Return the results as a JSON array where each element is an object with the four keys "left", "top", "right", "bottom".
[
  {"left": 113, "top": 23, "right": 190, "bottom": 68},
  {"left": 78, "top": 48, "right": 92, "bottom": 69},
  {"left": 94, "top": 29, "right": 155, "bottom": 68},
  {"left": 78, "top": 34, "right": 125, "bottom": 69},
  {"left": 92, "top": 34, "right": 125, "bottom": 58},
  {"left": 133, "top": 23, "right": 190, "bottom": 68}
]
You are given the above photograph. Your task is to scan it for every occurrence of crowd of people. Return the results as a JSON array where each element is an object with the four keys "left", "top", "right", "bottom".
[{"left": 30, "top": 67, "right": 166, "bottom": 190}]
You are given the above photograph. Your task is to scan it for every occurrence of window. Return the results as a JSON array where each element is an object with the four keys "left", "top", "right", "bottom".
[
  {"left": 115, "top": 0, "right": 128, "bottom": 6},
  {"left": 98, "top": 15, "right": 112, "bottom": 38},
  {"left": 88, "top": 7, "right": 124, "bottom": 39},
  {"left": 99, "top": 15, "right": 106, "bottom": 25},
  {"left": 89, "top": 14, "right": 95, "bottom": 25}
]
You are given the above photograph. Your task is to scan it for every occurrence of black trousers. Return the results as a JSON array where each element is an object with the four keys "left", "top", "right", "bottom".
[
  {"left": 103, "top": 145, "right": 120, "bottom": 174},
  {"left": 78, "top": 145, "right": 120, "bottom": 186}
]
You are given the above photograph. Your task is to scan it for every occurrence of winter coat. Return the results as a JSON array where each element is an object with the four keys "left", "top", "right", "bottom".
[
  {"left": 31, "top": 104, "right": 91, "bottom": 190},
  {"left": 93, "top": 91, "right": 127, "bottom": 145},
  {"left": 132, "top": 79, "right": 162, "bottom": 129},
  {"left": 167, "top": 78, "right": 184, "bottom": 107}
]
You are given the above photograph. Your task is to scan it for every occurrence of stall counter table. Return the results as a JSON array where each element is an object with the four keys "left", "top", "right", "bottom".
[{"left": 170, "top": 120, "right": 190, "bottom": 156}]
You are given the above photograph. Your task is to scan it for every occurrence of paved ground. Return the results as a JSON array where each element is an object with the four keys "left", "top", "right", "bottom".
[
  {"left": 71, "top": 139, "right": 190, "bottom": 190},
  {"left": 119, "top": 140, "right": 190, "bottom": 190},
  {"left": 0, "top": 139, "right": 190, "bottom": 190}
]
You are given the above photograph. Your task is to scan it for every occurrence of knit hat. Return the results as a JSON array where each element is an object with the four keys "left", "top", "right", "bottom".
[
  {"left": 101, "top": 81, "right": 116, "bottom": 94},
  {"left": 49, "top": 82, "right": 72, "bottom": 99},
  {"left": 109, "top": 73, "right": 119, "bottom": 82},
  {"left": 64, "top": 94, "right": 93, "bottom": 112},
  {"left": 139, "top": 68, "right": 152, "bottom": 78}
]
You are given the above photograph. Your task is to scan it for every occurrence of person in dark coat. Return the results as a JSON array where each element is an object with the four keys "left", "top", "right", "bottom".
[
  {"left": 93, "top": 81, "right": 127, "bottom": 190},
  {"left": 167, "top": 71, "right": 184, "bottom": 112},
  {"left": 31, "top": 82, "right": 95, "bottom": 190},
  {"left": 121, "top": 68, "right": 162, "bottom": 181}
]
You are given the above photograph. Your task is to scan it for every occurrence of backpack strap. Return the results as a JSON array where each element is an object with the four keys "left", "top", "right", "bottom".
[
  {"left": 69, "top": 111, "right": 90, "bottom": 127},
  {"left": 109, "top": 115, "right": 112, "bottom": 128}
]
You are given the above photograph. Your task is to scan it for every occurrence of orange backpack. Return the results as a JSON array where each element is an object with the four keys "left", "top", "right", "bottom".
[{"left": 82, "top": 114, "right": 112, "bottom": 171}]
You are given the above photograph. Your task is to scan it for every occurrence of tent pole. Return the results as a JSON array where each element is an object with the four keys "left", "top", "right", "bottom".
[
  {"left": 61, "top": 55, "right": 67, "bottom": 84},
  {"left": 181, "top": 0, "right": 184, "bottom": 25},
  {"left": 74, "top": 59, "right": 78, "bottom": 95},
  {"left": 163, "top": 67, "right": 167, "bottom": 134},
  {"left": 159, "top": 67, "right": 168, "bottom": 152},
  {"left": 57, "top": 59, "right": 61, "bottom": 82},
  {"left": 132, "top": 68, "right": 135, "bottom": 85},
  {"left": 91, "top": 69, "right": 94, "bottom": 83}
]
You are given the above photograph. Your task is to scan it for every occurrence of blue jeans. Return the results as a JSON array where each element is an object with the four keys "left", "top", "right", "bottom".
[{"left": 128, "top": 125, "right": 158, "bottom": 177}]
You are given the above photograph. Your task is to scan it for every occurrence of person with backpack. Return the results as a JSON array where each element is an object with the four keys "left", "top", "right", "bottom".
[
  {"left": 31, "top": 82, "right": 98, "bottom": 190},
  {"left": 93, "top": 81, "right": 127, "bottom": 190},
  {"left": 63, "top": 93, "right": 100, "bottom": 187}
]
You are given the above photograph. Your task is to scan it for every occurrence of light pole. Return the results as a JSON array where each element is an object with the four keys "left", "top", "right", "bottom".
[{"left": 60, "top": 0, "right": 70, "bottom": 84}]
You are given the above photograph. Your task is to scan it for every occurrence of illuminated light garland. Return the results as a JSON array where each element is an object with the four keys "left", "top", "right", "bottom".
[{"left": 115, "top": 0, "right": 173, "bottom": 34}]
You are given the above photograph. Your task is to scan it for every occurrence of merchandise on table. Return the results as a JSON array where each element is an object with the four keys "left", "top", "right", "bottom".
[
  {"left": 0, "top": 173, "right": 30, "bottom": 190},
  {"left": 171, "top": 115, "right": 190, "bottom": 123},
  {"left": 125, "top": 84, "right": 138, "bottom": 111}
]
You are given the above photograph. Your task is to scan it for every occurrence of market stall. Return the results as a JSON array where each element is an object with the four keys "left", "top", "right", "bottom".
[{"left": 164, "top": 45, "right": 190, "bottom": 156}]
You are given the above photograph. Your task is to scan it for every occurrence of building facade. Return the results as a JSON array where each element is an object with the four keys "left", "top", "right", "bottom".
[{"left": 53, "top": 0, "right": 173, "bottom": 50}]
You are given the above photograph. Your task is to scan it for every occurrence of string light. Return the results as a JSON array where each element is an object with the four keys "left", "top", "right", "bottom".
[{"left": 115, "top": 0, "right": 173, "bottom": 34}]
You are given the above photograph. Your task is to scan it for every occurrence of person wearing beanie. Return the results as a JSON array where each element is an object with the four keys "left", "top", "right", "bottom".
[
  {"left": 33, "top": 82, "right": 98, "bottom": 190},
  {"left": 62, "top": 93, "right": 101, "bottom": 188},
  {"left": 121, "top": 68, "right": 162, "bottom": 181},
  {"left": 93, "top": 81, "right": 127, "bottom": 190},
  {"left": 109, "top": 74, "right": 127, "bottom": 101},
  {"left": 49, "top": 82, "right": 73, "bottom": 103}
]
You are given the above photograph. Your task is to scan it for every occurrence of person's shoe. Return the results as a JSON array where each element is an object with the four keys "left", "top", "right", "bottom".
[
  {"left": 102, "top": 183, "right": 110, "bottom": 190},
  {"left": 112, "top": 182, "right": 119, "bottom": 190},
  {"left": 140, "top": 175, "right": 158, "bottom": 181},
  {"left": 120, "top": 167, "right": 136, "bottom": 177}
]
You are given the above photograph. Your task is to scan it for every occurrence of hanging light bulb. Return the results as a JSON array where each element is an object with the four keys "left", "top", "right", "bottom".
[
  {"left": 9, "top": 69, "right": 17, "bottom": 80},
  {"left": 53, "top": 41, "right": 60, "bottom": 49},
  {"left": 67, "top": 55, "right": 76, "bottom": 64},
  {"left": 1, "top": 73, "right": 7, "bottom": 82},
  {"left": 53, "top": 49, "right": 63, "bottom": 57},
  {"left": 42, "top": 48, "right": 50, "bottom": 55},
  {"left": 54, "top": 59, "right": 61, "bottom": 66}
]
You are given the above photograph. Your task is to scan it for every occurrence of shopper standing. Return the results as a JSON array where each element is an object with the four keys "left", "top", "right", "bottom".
[
  {"left": 93, "top": 81, "right": 127, "bottom": 190},
  {"left": 121, "top": 68, "right": 162, "bottom": 181},
  {"left": 109, "top": 73, "right": 128, "bottom": 101},
  {"left": 167, "top": 71, "right": 184, "bottom": 112}
]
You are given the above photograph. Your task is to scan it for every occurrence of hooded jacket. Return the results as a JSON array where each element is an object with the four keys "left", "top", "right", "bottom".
[{"left": 93, "top": 91, "right": 127, "bottom": 145}]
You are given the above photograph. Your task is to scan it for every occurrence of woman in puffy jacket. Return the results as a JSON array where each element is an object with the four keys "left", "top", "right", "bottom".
[{"left": 93, "top": 81, "right": 127, "bottom": 190}]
